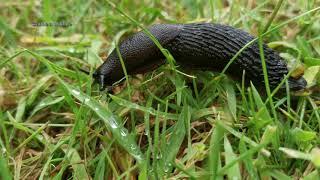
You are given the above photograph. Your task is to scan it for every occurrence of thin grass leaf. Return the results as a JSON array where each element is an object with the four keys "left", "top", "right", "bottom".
[
  {"left": 15, "top": 97, "right": 26, "bottom": 122},
  {"left": 65, "top": 148, "right": 90, "bottom": 180},
  {"left": 153, "top": 104, "right": 161, "bottom": 178},
  {"left": 218, "top": 143, "right": 266, "bottom": 175},
  {"left": 0, "top": 156, "right": 12, "bottom": 180},
  {"left": 249, "top": 83, "right": 273, "bottom": 129},
  {"left": 224, "top": 81, "right": 237, "bottom": 120},
  {"left": 303, "top": 170, "right": 319, "bottom": 180},
  {"left": 26, "top": 50, "right": 85, "bottom": 79},
  {"left": 216, "top": 120, "right": 271, "bottom": 156},
  {"left": 304, "top": 57, "right": 320, "bottom": 66},
  {"left": 139, "top": 97, "right": 153, "bottom": 179},
  {"left": 279, "top": 147, "right": 311, "bottom": 160},
  {"left": 5, "top": 113, "right": 48, "bottom": 146},
  {"left": 263, "top": 169, "right": 292, "bottom": 180},
  {"left": 26, "top": 75, "right": 53, "bottom": 106},
  {"left": 57, "top": 78, "right": 144, "bottom": 164},
  {"left": 93, "top": 153, "right": 107, "bottom": 180},
  {"left": 239, "top": 138, "right": 258, "bottom": 179},
  {"left": 110, "top": 95, "right": 178, "bottom": 120},
  {"left": 30, "top": 96, "right": 65, "bottom": 117},
  {"left": 258, "top": 33, "right": 278, "bottom": 120},
  {"left": 162, "top": 105, "right": 189, "bottom": 173},
  {"left": 209, "top": 120, "right": 224, "bottom": 180},
  {"left": 260, "top": 125, "right": 278, "bottom": 146},
  {"left": 39, "top": 155, "right": 53, "bottom": 180},
  {"left": 262, "top": 0, "right": 284, "bottom": 33},
  {"left": 13, "top": 122, "right": 49, "bottom": 154},
  {"left": 297, "top": 36, "right": 314, "bottom": 58},
  {"left": 0, "top": 50, "right": 26, "bottom": 69},
  {"left": 224, "top": 136, "right": 241, "bottom": 179}
]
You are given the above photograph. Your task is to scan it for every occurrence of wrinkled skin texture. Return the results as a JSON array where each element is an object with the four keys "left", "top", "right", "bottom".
[{"left": 93, "top": 23, "right": 307, "bottom": 91}]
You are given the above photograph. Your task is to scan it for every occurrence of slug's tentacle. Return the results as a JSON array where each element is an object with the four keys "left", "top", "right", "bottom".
[{"left": 93, "top": 23, "right": 307, "bottom": 91}]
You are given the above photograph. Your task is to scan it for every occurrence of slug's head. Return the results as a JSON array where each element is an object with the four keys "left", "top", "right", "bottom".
[
  {"left": 93, "top": 58, "right": 124, "bottom": 91},
  {"left": 93, "top": 71, "right": 110, "bottom": 91},
  {"left": 286, "top": 76, "right": 307, "bottom": 91}
]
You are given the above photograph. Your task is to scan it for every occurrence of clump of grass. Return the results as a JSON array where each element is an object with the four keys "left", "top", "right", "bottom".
[{"left": 1, "top": 0, "right": 320, "bottom": 179}]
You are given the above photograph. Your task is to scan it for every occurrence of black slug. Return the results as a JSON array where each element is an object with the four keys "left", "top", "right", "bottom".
[{"left": 93, "top": 23, "right": 307, "bottom": 91}]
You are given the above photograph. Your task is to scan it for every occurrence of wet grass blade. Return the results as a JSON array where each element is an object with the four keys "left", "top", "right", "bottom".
[
  {"left": 24, "top": 49, "right": 145, "bottom": 165},
  {"left": 57, "top": 77, "right": 145, "bottom": 164},
  {"left": 110, "top": 95, "right": 179, "bottom": 120},
  {"left": 162, "top": 105, "right": 189, "bottom": 172}
]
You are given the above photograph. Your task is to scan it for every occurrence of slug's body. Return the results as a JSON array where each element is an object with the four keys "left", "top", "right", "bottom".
[{"left": 94, "top": 23, "right": 306, "bottom": 91}]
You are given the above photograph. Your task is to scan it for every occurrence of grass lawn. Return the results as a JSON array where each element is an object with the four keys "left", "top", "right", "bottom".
[{"left": 1, "top": 0, "right": 320, "bottom": 179}]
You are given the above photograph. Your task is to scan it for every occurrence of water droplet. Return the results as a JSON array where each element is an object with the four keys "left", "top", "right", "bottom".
[
  {"left": 94, "top": 107, "right": 99, "bottom": 111},
  {"left": 165, "top": 163, "right": 172, "bottom": 168},
  {"left": 149, "top": 168, "right": 154, "bottom": 173},
  {"left": 135, "top": 154, "right": 143, "bottom": 161},
  {"left": 72, "top": 89, "right": 80, "bottom": 95},
  {"left": 164, "top": 162, "right": 172, "bottom": 173},
  {"left": 164, "top": 166, "right": 169, "bottom": 173},
  {"left": 144, "top": 130, "right": 149, "bottom": 135},
  {"left": 130, "top": 144, "right": 136, "bottom": 150},
  {"left": 156, "top": 152, "right": 162, "bottom": 159},
  {"left": 120, "top": 129, "right": 127, "bottom": 136},
  {"left": 84, "top": 98, "right": 90, "bottom": 103},
  {"left": 109, "top": 116, "right": 118, "bottom": 129},
  {"left": 38, "top": 103, "right": 45, "bottom": 107}
]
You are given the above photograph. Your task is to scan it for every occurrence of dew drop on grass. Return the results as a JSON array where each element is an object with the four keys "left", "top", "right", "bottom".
[
  {"left": 120, "top": 129, "right": 127, "bottom": 136},
  {"left": 38, "top": 103, "right": 45, "bottom": 107},
  {"left": 144, "top": 130, "right": 149, "bottom": 136},
  {"left": 156, "top": 152, "right": 162, "bottom": 159},
  {"left": 135, "top": 154, "right": 143, "bottom": 161},
  {"left": 164, "top": 163, "right": 172, "bottom": 173},
  {"left": 84, "top": 98, "right": 90, "bottom": 103},
  {"left": 164, "top": 166, "right": 169, "bottom": 173},
  {"left": 71, "top": 89, "right": 80, "bottom": 95},
  {"left": 149, "top": 168, "right": 154, "bottom": 174},
  {"left": 69, "top": 48, "right": 75, "bottom": 53},
  {"left": 130, "top": 144, "right": 136, "bottom": 150},
  {"left": 109, "top": 116, "right": 119, "bottom": 129}
]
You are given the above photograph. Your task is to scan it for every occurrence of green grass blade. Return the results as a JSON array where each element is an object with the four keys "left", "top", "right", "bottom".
[
  {"left": 224, "top": 136, "right": 241, "bottom": 179},
  {"left": 162, "top": 105, "right": 189, "bottom": 173},
  {"left": 57, "top": 78, "right": 144, "bottom": 164},
  {"left": 209, "top": 121, "right": 224, "bottom": 179},
  {"left": 0, "top": 156, "right": 12, "bottom": 180},
  {"left": 65, "top": 148, "right": 90, "bottom": 180}
]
